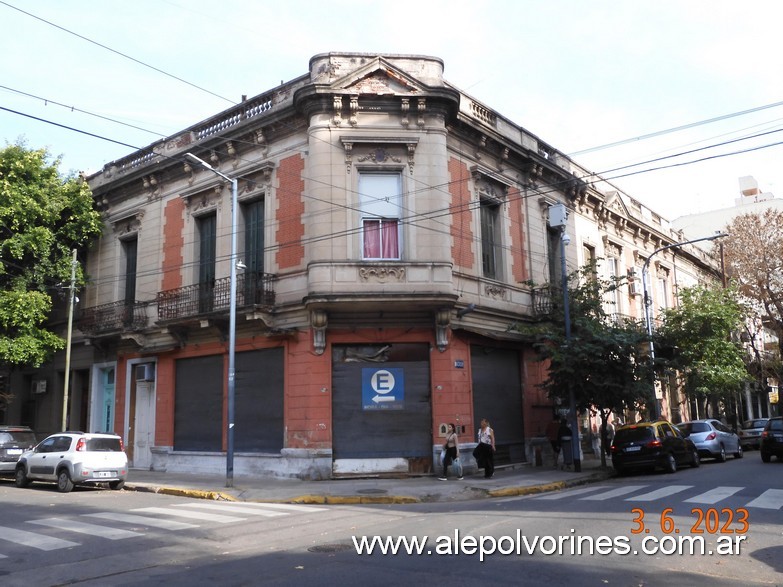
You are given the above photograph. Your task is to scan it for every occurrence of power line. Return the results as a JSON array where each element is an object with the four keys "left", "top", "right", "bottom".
[
  {"left": 0, "top": 0, "right": 236, "bottom": 106},
  {"left": 0, "top": 85, "right": 167, "bottom": 138},
  {"left": 570, "top": 98, "right": 783, "bottom": 156}
]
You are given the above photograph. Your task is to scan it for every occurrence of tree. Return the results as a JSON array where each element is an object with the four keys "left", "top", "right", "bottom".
[
  {"left": 720, "top": 209, "right": 783, "bottom": 390},
  {"left": 656, "top": 285, "right": 749, "bottom": 419},
  {"left": 0, "top": 142, "right": 102, "bottom": 382},
  {"left": 519, "top": 264, "right": 652, "bottom": 465}
]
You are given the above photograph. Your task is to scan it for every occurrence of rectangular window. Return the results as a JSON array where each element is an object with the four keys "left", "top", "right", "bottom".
[
  {"left": 122, "top": 237, "right": 137, "bottom": 305},
  {"left": 243, "top": 199, "right": 265, "bottom": 304},
  {"left": 655, "top": 277, "right": 668, "bottom": 317},
  {"left": 197, "top": 214, "right": 216, "bottom": 313},
  {"left": 359, "top": 173, "right": 401, "bottom": 260},
  {"left": 607, "top": 257, "right": 621, "bottom": 318},
  {"left": 480, "top": 199, "right": 501, "bottom": 279}
]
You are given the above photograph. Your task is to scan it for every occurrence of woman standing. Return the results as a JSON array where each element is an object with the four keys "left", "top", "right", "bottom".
[
  {"left": 477, "top": 418, "right": 496, "bottom": 478},
  {"left": 438, "top": 423, "right": 462, "bottom": 481}
]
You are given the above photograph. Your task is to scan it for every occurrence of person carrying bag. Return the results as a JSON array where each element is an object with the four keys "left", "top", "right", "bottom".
[{"left": 439, "top": 423, "right": 463, "bottom": 481}]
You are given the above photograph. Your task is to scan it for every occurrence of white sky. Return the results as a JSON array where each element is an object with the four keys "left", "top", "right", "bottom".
[{"left": 2, "top": 0, "right": 783, "bottom": 221}]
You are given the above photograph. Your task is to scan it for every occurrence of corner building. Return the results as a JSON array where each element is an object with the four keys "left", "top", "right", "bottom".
[{"left": 68, "top": 53, "right": 717, "bottom": 478}]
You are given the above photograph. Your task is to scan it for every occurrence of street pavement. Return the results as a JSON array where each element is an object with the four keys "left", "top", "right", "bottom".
[{"left": 124, "top": 455, "right": 613, "bottom": 504}]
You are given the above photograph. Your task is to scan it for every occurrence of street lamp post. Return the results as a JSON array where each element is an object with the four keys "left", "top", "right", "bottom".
[
  {"left": 184, "top": 153, "right": 238, "bottom": 488},
  {"left": 548, "top": 203, "right": 581, "bottom": 472},
  {"left": 641, "top": 233, "right": 727, "bottom": 420}
]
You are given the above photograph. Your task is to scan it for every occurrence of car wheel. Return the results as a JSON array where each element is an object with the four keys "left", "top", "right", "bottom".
[
  {"left": 716, "top": 446, "right": 726, "bottom": 462},
  {"left": 57, "top": 469, "right": 74, "bottom": 493},
  {"left": 664, "top": 453, "right": 677, "bottom": 474},
  {"left": 109, "top": 480, "right": 125, "bottom": 490},
  {"left": 690, "top": 449, "right": 700, "bottom": 468},
  {"left": 734, "top": 444, "right": 743, "bottom": 459},
  {"left": 14, "top": 466, "right": 30, "bottom": 488},
  {"left": 761, "top": 451, "right": 771, "bottom": 463}
]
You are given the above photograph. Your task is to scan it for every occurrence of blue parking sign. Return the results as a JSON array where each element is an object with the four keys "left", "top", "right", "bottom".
[{"left": 362, "top": 367, "right": 404, "bottom": 410}]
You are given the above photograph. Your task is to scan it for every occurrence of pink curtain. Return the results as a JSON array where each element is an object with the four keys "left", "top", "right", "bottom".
[{"left": 363, "top": 219, "right": 398, "bottom": 259}]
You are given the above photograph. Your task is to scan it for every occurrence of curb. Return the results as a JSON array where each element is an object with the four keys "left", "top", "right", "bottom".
[
  {"left": 126, "top": 484, "right": 237, "bottom": 502},
  {"left": 487, "top": 471, "right": 613, "bottom": 498}
]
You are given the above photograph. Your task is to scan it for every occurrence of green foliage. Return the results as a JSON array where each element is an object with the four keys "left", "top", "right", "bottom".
[
  {"left": 656, "top": 285, "right": 749, "bottom": 399},
  {"left": 517, "top": 262, "right": 652, "bottom": 418},
  {"left": 0, "top": 141, "right": 102, "bottom": 366}
]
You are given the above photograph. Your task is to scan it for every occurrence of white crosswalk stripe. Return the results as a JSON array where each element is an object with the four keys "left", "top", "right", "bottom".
[
  {"left": 130, "top": 506, "right": 246, "bottom": 523},
  {"left": 684, "top": 487, "right": 743, "bottom": 504},
  {"left": 84, "top": 512, "right": 199, "bottom": 530},
  {"left": 224, "top": 502, "right": 329, "bottom": 513},
  {"left": 171, "top": 503, "right": 288, "bottom": 517},
  {"left": 581, "top": 485, "right": 648, "bottom": 501},
  {"left": 535, "top": 486, "right": 612, "bottom": 500},
  {"left": 28, "top": 518, "right": 144, "bottom": 540},
  {"left": 746, "top": 489, "right": 783, "bottom": 510},
  {"left": 628, "top": 485, "right": 692, "bottom": 502},
  {"left": 0, "top": 525, "right": 80, "bottom": 551}
]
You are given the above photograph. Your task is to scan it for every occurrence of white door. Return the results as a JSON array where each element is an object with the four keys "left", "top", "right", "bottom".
[{"left": 132, "top": 381, "right": 155, "bottom": 469}]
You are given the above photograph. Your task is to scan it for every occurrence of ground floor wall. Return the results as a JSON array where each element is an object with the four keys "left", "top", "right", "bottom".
[{"left": 23, "top": 326, "right": 561, "bottom": 480}]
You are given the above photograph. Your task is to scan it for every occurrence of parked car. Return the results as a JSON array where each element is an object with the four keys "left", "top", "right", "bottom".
[
  {"left": 739, "top": 418, "right": 769, "bottom": 450},
  {"left": 760, "top": 417, "right": 783, "bottom": 463},
  {"left": 676, "top": 419, "right": 742, "bottom": 461},
  {"left": 0, "top": 426, "right": 37, "bottom": 476},
  {"left": 15, "top": 431, "right": 128, "bottom": 493},
  {"left": 611, "top": 420, "right": 700, "bottom": 475}
]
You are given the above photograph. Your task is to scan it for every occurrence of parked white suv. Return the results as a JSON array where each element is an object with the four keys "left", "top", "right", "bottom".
[{"left": 15, "top": 432, "right": 128, "bottom": 493}]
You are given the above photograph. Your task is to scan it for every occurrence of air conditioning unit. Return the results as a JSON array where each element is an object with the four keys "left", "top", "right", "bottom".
[
  {"left": 31, "top": 380, "right": 47, "bottom": 394},
  {"left": 135, "top": 363, "right": 155, "bottom": 382}
]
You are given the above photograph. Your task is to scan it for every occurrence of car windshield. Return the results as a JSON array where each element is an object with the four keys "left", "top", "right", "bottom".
[
  {"left": 85, "top": 437, "right": 122, "bottom": 451},
  {"left": 614, "top": 427, "right": 654, "bottom": 443},
  {"left": 0, "top": 431, "right": 36, "bottom": 446},
  {"left": 677, "top": 422, "right": 710, "bottom": 435},
  {"left": 743, "top": 419, "right": 767, "bottom": 429}
]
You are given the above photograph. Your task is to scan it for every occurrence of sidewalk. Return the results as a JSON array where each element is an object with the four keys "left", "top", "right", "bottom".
[{"left": 124, "top": 457, "right": 614, "bottom": 505}]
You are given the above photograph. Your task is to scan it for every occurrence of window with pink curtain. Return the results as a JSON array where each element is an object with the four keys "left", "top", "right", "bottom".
[{"left": 363, "top": 218, "right": 399, "bottom": 259}]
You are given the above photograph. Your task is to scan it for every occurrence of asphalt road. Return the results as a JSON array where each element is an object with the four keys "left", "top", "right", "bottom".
[{"left": 0, "top": 455, "right": 780, "bottom": 586}]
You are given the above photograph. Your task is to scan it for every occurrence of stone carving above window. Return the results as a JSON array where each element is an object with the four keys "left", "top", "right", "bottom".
[
  {"left": 484, "top": 284, "right": 508, "bottom": 300},
  {"left": 341, "top": 136, "right": 418, "bottom": 174},
  {"left": 110, "top": 208, "right": 145, "bottom": 237}
]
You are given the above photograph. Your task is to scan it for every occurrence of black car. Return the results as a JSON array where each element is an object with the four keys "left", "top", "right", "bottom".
[
  {"left": 760, "top": 417, "right": 783, "bottom": 463},
  {"left": 611, "top": 420, "right": 700, "bottom": 474},
  {"left": 0, "top": 426, "right": 37, "bottom": 476}
]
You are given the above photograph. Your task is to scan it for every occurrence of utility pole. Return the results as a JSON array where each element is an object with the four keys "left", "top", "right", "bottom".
[{"left": 61, "top": 249, "right": 77, "bottom": 432}]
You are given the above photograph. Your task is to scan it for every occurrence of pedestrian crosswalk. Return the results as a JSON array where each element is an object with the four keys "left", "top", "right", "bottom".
[
  {"left": 534, "top": 484, "right": 783, "bottom": 510},
  {"left": 0, "top": 501, "right": 328, "bottom": 556}
]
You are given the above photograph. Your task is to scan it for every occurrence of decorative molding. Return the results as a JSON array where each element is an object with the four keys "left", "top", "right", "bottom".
[
  {"left": 358, "top": 266, "right": 406, "bottom": 282},
  {"left": 311, "top": 310, "right": 328, "bottom": 356},
  {"left": 349, "top": 96, "right": 359, "bottom": 126},
  {"left": 357, "top": 148, "right": 401, "bottom": 165},
  {"left": 341, "top": 136, "right": 418, "bottom": 174},
  {"left": 484, "top": 284, "right": 508, "bottom": 300},
  {"left": 110, "top": 208, "right": 145, "bottom": 237},
  {"left": 435, "top": 308, "right": 450, "bottom": 352},
  {"left": 417, "top": 97, "right": 426, "bottom": 127},
  {"left": 142, "top": 174, "right": 160, "bottom": 199},
  {"left": 333, "top": 96, "right": 344, "bottom": 126},
  {"left": 400, "top": 98, "right": 410, "bottom": 127}
]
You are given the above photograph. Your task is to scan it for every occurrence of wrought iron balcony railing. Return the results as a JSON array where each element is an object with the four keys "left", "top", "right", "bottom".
[
  {"left": 156, "top": 271, "right": 275, "bottom": 321},
  {"left": 78, "top": 300, "right": 149, "bottom": 335}
]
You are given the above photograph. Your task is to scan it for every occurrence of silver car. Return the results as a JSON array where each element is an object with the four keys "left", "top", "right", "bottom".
[
  {"left": 676, "top": 419, "right": 743, "bottom": 462},
  {"left": 739, "top": 418, "right": 769, "bottom": 450}
]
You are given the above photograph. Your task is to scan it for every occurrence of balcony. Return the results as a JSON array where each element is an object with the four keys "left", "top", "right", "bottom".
[
  {"left": 156, "top": 272, "right": 275, "bottom": 321},
  {"left": 78, "top": 300, "right": 149, "bottom": 335}
]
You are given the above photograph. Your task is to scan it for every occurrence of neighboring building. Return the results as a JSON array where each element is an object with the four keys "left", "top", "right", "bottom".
[
  {"left": 673, "top": 176, "right": 782, "bottom": 421},
  {"left": 3, "top": 53, "right": 721, "bottom": 478}
]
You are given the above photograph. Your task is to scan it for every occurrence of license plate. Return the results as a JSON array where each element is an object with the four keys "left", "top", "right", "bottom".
[
  {"left": 95, "top": 471, "right": 115, "bottom": 478},
  {"left": 625, "top": 446, "right": 641, "bottom": 452},
  {"left": 7, "top": 449, "right": 22, "bottom": 455}
]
